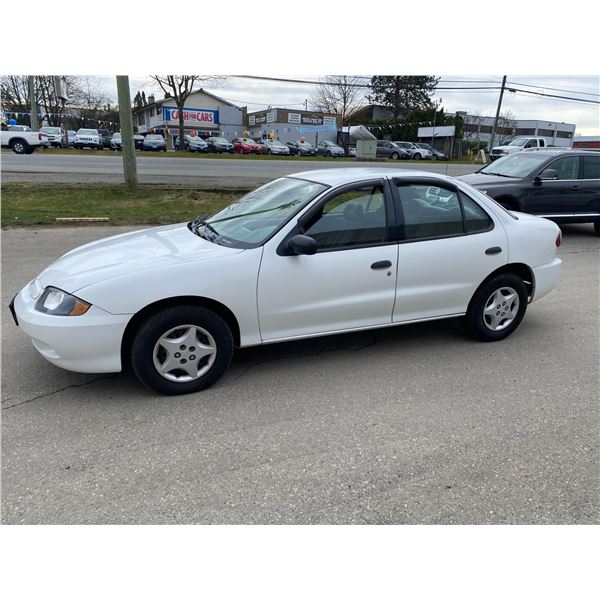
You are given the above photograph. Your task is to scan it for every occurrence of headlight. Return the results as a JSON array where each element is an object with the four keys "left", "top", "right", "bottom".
[{"left": 35, "top": 286, "right": 91, "bottom": 316}]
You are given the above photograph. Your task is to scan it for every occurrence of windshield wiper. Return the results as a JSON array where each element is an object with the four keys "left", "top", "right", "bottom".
[
  {"left": 190, "top": 215, "right": 221, "bottom": 241},
  {"left": 483, "top": 172, "right": 516, "bottom": 178}
]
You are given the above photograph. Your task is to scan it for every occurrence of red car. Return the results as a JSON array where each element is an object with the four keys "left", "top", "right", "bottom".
[{"left": 232, "top": 137, "right": 261, "bottom": 154}]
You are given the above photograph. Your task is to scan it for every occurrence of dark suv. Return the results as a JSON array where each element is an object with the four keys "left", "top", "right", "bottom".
[
  {"left": 97, "top": 129, "right": 112, "bottom": 150},
  {"left": 459, "top": 149, "right": 600, "bottom": 235}
]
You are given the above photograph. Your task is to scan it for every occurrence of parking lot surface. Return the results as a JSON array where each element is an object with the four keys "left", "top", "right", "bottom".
[
  {"left": 1, "top": 152, "right": 480, "bottom": 186},
  {"left": 1, "top": 224, "right": 599, "bottom": 524}
]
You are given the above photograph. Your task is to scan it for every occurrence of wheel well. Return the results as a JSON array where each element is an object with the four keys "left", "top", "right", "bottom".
[
  {"left": 476, "top": 263, "right": 535, "bottom": 302},
  {"left": 120, "top": 296, "right": 241, "bottom": 370},
  {"left": 494, "top": 195, "right": 519, "bottom": 211},
  {"left": 9, "top": 137, "right": 28, "bottom": 147}
]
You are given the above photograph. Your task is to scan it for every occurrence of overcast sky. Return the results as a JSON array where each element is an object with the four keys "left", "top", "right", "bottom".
[{"left": 96, "top": 75, "right": 599, "bottom": 136}]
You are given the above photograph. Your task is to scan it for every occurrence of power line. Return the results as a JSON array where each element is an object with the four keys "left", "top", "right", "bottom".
[
  {"left": 506, "top": 86, "right": 600, "bottom": 105},
  {"left": 507, "top": 80, "right": 600, "bottom": 97}
]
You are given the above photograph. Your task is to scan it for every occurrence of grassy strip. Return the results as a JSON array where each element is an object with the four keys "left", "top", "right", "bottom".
[{"left": 1, "top": 183, "right": 245, "bottom": 226}]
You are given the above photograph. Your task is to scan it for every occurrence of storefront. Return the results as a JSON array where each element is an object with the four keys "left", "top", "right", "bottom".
[
  {"left": 246, "top": 108, "right": 340, "bottom": 145},
  {"left": 132, "top": 89, "right": 245, "bottom": 144}
]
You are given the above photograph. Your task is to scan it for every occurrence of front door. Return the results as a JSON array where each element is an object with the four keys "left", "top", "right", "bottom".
[{"left": 257, "top": 181, "right": 398, "bottom": 341}]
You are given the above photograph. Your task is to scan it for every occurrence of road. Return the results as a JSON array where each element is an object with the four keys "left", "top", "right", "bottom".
[
  {"left": 1, "top": 225, "right": 599, "bottom": 524},
  {"left": 1, "top": 151, "right": 480, "bottom": 185}
]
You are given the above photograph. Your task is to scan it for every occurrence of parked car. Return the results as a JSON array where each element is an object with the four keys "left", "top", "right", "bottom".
[
  {"left": 1, "top": 124, "right": 45, "bottom": 154},
  {"left": 416, "top": 143, "right": 448, "bottom": 161},
  {"left": 134, "top": 135, "right": 145, "bottom": 150},
  {"left": 204, "top": 136, "right": 234, "bottom": 153},
  {"left": 10, "top": 168, "right": 562, "bottom": 395},
  {"left": 73, "top": 128, "right": 102, "bottom": 150},
  {"left": 490, "top": 136, "right": 547, "bottom": 161},
  {"left": 142, "top": 134, "right": 167, "bottom": 152},
  {"left": 97, "top": 129, "right": 112, "bottom": 149},
  {"left": 317, "top": 140, "right": 345, "bottom": 157},
  {"left": 376, "top": 140, "right": 410, "bottom": 160},
  {"left": 39, "top": 126, "right": 65, "bottom": 148},
  {"left": 286, "top": 140, "right": 318, "bottom": 156},
  {"left": 232, "top": 137, "right": 261, "bottom": 154},
  {"left": 175, "top": 135, "right": 209, "bottom": 152},
  {"left": 458, "top": 149, "right": 600, "bottom": 235},
  {"left": 111, "top": 132, "right": 123, "bottom": 150},
  {"left": 256, "top": 139, "right": 290, "bottom": 155},
  {"left": 393, "top": 141, "right": 432, "bottom": 160}
]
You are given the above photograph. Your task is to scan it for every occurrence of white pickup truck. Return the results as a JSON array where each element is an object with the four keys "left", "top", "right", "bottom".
[
  {"left": 1, "top": 124, "right": 46, "bottom": 154},
  {"left": 489, "top": 136, "right": 547, "bottom": 161}
]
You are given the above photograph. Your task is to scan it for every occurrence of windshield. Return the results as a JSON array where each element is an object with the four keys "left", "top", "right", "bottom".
[
  {"left": 112, "top": 133, "right": 121, "bottom": 139},
  {"left": 77, "top": 129, "right": 97, "bottom": 135},
  {"left": 479, "top": 152, "right": 549, "bottom": 178},
  {"left": 146, "top": 135, "right": 164, "bottom": 140},
  {"left": 240, "top": 138, "right": 255, "bottom": 143},
  {"left": 211, "top": 137, "right": 228, "bottom": 143},
  {"left": 507, "top": 138, "right": 528, "bottom": 147},
  {"left": 41, "top": 127, "right": 61, "bottom": 134},
  {"left": 194, "top": 177, "right": 328, "bottom": 248}
]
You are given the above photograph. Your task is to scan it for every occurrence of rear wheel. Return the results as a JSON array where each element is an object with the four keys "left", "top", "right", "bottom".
[
  {"left": 463, "top": 274, "right": 528, "bottom": 342},
  {"left": 432, "top": 154, "right": 438, "bottom": 160},
  {"left": 10, "top": 139, "right": 28, "bottom": 154},
  {"left": 131, "top": 305, "right": 234, "bottom": 395}
]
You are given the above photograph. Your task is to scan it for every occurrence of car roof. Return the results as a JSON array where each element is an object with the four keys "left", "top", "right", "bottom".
[
  {"left": 288, "top": 167, "right": 456, "bottom": 187},
  {"left": 521, "top": 148, "right": 599, "bottom": 156}
]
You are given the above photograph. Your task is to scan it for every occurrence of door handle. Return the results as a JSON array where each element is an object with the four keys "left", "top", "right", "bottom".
[
  {"left": 485, "top": 247, "right": 502, "bottom": 255},
  {"left": 570, "top": 185, "right": 580, "bottom": 190},
  {"left": 371, "top": 260, "right": 392, "bottom": 270}
]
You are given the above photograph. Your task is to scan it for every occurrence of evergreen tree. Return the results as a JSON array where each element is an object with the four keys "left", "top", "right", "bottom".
[{"left": 369, "top": 76, "right": 439, "bottom": 119}]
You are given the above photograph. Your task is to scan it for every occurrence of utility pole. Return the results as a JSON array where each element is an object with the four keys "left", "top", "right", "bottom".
[
  {"left": 28, "top": 76, "right": 39, "bottom": 130},
  {"left": 116, "top": 75, "right": 138, "bottom": 192},
  {"left": 489, "top": 75, "right": 507, "bottom": 152}
]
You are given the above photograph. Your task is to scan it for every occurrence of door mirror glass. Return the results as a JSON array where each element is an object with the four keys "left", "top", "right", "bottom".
[
  {"left": 539, "top": 168, "right": 559, "bottom": 180},
  {"left": 288, "top": 234, "right": 317, "bottom": 255}
]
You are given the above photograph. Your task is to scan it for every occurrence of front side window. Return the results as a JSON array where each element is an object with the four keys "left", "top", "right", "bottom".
[
  {"left": 548, "top": 156, "right": 579, "bottom": 179},
  {"left": 302, "top": 184, "right": 387, "bottom": 250}
]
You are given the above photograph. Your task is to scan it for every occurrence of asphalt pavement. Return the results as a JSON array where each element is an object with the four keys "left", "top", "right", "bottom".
[
  {"left": 1, "top": 151, "right": 480, "bottom": 185},
  {"left": 1, "top": 224, "right": 599, "bottom": 524}
]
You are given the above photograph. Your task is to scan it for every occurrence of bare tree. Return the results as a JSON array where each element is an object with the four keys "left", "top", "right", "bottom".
[
  {"left": 496, "top": 110, "right": 517, "bottom": 145},
  {"left": 310, "top": 75, "right": 365, "bottom": 125},
  {"left": 149, "top": 76, "right": 226, "bottom": 151}
]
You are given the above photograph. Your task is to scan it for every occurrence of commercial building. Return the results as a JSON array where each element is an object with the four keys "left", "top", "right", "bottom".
[
  {"left": 132, "top": 89, "right": 246, "bottom": 144},
  {"left": 457, "top": 112, "right": 576, "bottom": 147},
  {"left": 246, "top": 108, "right": 341, "bottom": 145},
  {"left": 572, "top": 136, "right": 600, "bottom": 149}
]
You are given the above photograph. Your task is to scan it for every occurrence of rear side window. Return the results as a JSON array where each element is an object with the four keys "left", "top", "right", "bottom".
[
  {"left": 394, "top": 183, "right": 493, "bottom": 240},
  {"left": 582, "top": 156, "right": 600, "bottom": 180}
]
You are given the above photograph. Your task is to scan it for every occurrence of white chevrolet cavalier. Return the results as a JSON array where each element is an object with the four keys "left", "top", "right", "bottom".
[{"left": 11, "top": 168, "right": 563, "bottom": 395}]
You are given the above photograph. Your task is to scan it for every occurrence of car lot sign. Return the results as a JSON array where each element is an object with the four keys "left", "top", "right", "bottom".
[{"left": 163, "top": 106, "right": 219, "bottom": 127}]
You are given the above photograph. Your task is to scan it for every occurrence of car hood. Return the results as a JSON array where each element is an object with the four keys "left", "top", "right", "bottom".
[
  {"left": 37, "top": 223, "right": 244, "bottom": 294},
  {"left": 458, "top": 173, "right": 521, "bottom": 187}
]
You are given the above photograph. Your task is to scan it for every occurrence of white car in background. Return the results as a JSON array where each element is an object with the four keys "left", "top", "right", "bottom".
[
  {"left": 73, "top": 128, "right": 102, "bottom": 149},
  {"left": 394, "top": 141, "right": 432, "bottom": 160},
  {"left": 39, "top": 126, "right": 65, "bottom": 148},
  {"left": 10, "top": 168, "right": 562, "bottom": 395}
]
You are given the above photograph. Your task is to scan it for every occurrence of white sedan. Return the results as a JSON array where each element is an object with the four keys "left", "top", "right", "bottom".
[{"left": 10, "top": 168, "right": 563, "bottom": 395}]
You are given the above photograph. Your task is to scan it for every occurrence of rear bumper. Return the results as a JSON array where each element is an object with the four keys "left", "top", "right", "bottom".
[
  {"left": 532, "top": 257, "right": 562, "bottom": 302},
  {"left": 13, "top": 284, "right": 131, "bottom": 373}
]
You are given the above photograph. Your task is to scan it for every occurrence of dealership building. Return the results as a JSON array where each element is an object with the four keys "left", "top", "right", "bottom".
[
  {"left": 132, "top": 89, "right": 246, "bottom": 144},
  {"left": 246, "top": 108, "right": 341, "bottom": 145}
]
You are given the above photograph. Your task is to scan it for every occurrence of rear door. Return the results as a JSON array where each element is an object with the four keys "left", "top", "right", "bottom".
[{"left": 391, "top": 178, "right": 507, "bottom": 322}]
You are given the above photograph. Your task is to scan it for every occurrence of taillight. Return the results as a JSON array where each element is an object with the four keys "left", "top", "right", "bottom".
[
  {"left": 38, "top": 133, "right": 42, "bottom": 140},
  {"left": 555, "top": 231, "right": 562, "bottom": 247}
]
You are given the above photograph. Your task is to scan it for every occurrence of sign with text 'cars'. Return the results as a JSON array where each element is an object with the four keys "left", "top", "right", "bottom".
[{"left": 162, "top": 106, "right": 219, "bottom": 127}]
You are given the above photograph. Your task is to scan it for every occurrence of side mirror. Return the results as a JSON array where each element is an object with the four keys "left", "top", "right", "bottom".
[
  {"left": 539, "top": 168, "right": 559, "bottom": 181},
  {"left": 288, "top": 234, "right": 317, "bottom": 255}
]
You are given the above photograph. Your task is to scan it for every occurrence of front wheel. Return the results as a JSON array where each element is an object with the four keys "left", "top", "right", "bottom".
[
  {"left": 413, "top": 153, "right": 421, "bottom": 160},
  {"left": 131, "top": 305, "right": 234, "bottom": 395},
  {"left": 432, "top": 154, "right": 438, "bottom": 160},
  {"left": 391, "top": 152, "right": 399, "bottom": 160},
  {"left": 463, "top": 274, "right": 528, "bottom": 342}
]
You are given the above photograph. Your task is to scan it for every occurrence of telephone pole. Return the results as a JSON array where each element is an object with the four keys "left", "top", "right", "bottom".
[
  {"left": 116, "top": 75, "right": 138, "bottom": 192},
  {"left": 28, "top": 76, "right": 39, "bottom": 130},
  {"left": 489, "top": 75, "right": 507, "bottom": 152}
]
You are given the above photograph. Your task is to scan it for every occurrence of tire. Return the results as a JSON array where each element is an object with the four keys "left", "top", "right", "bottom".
[
  {"left": 593, "top": 221, "right": 600, "bottom": 236},
  {"left": 25, "top": 145, "right": 36, "bottom": 154},
  {"left": 463, "top": 274, "right": 528, "bottom": 342},
  {"left": 413, "top": 153, "right": 421, "bottom": 160},
  {"left": 327, "top": 151, "right": 333, "bottom": 157},
  {"left": 391, "top": 152, "right": 399, "bottom": 160},
  {"left": 10, "top": 139, "right": 29, "bottom": 154},
  {"left": 130, "top": 305, "right": 234, "bottom": 395},
  {"left": 267, "top": 149, "right": 272, "bottom": 155},
  {"left": 432, "top": 154, "right": 438, "bottom": 160}
]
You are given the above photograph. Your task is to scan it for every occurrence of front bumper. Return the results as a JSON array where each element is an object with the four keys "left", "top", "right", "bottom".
[{"left": 12, "top": 283, "right": 131, "bottom": 373}]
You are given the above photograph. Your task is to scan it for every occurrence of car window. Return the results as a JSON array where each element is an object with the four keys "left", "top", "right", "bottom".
[
  {"left": 582, "top": 156, "right": 600, "bottom": 180},
  {"left": 395, "top": 184, "right": 463, "bottom": 239},
  {"left": 462, "top": 194, "right": 493, "bottom": 233},
  {"left": 303, "top": 184, "right": 387, "bottom": 250},
  {"left": 548, "top": 156, "right": 579, "bottom": 179}
]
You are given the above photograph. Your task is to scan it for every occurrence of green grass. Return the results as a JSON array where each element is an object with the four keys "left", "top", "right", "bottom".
[{"left": 1, "top": 183, "right": 246, "bottom": 226}]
